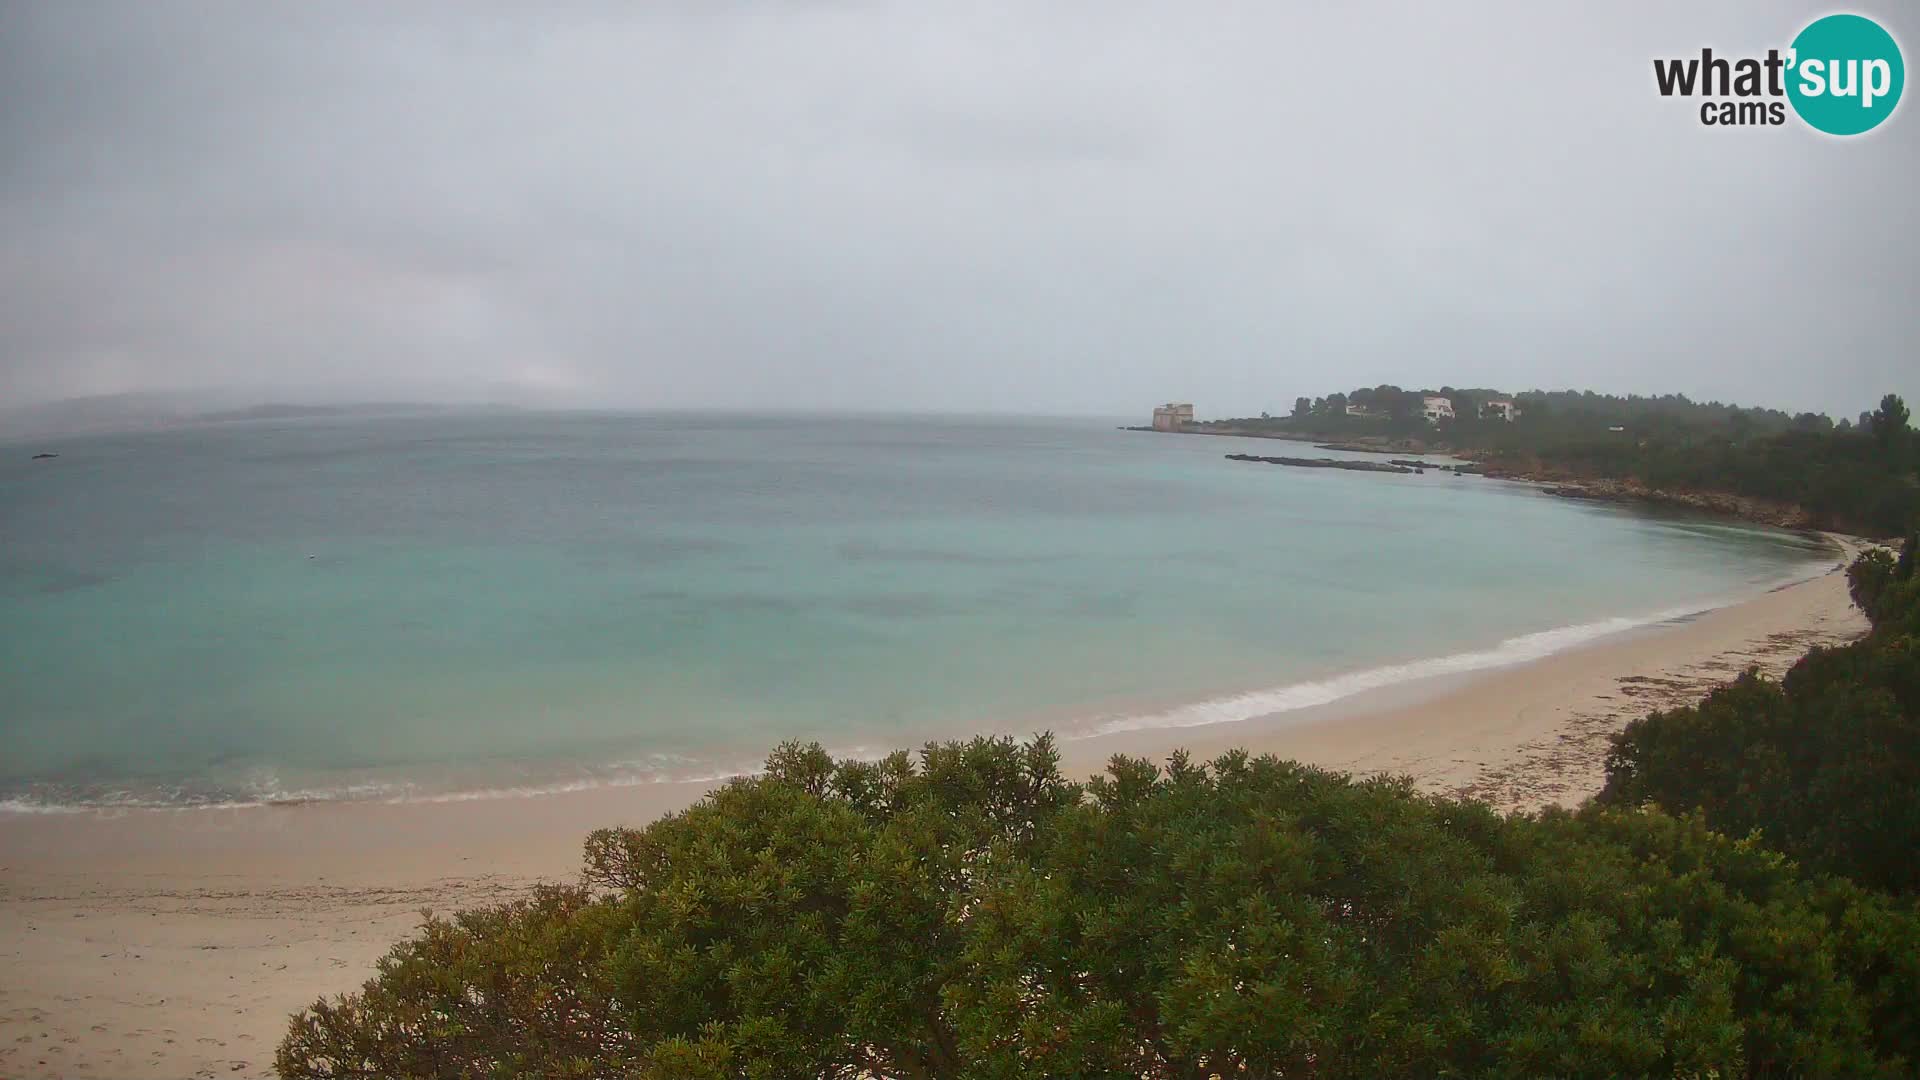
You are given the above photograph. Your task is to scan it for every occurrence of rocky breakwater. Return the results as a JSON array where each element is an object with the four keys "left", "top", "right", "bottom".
[
  {"left": 1225, "top": 454, "right": 1415, "bottom": 474},
  {"left": 1386, "top": 460, "right": 1487, "bottom": 476}
]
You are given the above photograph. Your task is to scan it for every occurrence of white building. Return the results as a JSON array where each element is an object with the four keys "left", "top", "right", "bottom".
[
  {"left": 1151, "top": 403, "right": 1194, "bottom": 432},
  {"left": 1479, "top": 398, "right": 1518, "bottom": 422},
  {"left": 1421, "top": 395, "right": 1455, "bottom": 423}
]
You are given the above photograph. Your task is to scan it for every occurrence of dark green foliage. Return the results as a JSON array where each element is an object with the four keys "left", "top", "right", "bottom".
[
  {"left": 1494, "top": 427, "right": 1918, "bottom": 538},
  {"left": 959, "top": 759, "right": 1917, "bottom": 1078},
  {"left": 281, "top": 735, "right": 1920, "bottom": 1078},
  {"left": 275, "top": 885, "right": 631, "bottom": 1078},
  {"left": 1848, "top": 533, "right": 1920, "bottom": 635},
  {"left": 1602, "top": 539, "right": 1920, "bottom": 894},
  {"left": 282, "top": 735, "right": 1075, "bottom": 1079},
  {"left": 1869, "top": 395, "right": 1910, "bottom": 462},
  {"left": 1848, "top": 546, "right": 1899, "bottom": 615}
]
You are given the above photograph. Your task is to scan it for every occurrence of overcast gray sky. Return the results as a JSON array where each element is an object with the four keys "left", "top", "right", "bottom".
[{"left": 1, "top": 1, "right": 1914, "bottom": 420}]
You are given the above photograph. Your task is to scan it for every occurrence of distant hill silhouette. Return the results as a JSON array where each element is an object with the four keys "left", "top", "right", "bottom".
[{"left": 0, "top": 394, "right": 472, "bottom": 441}]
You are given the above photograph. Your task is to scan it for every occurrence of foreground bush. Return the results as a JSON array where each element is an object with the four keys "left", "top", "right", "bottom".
[
  {"left": 1601, "top": 537, "right": 1920, "bottom": 893},
  {"left": 281, "top": 737, "right": 1920, "bottom": 1078}
]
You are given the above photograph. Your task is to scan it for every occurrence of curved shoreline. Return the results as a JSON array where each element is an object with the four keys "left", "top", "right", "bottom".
[
  {"left": 1073, "top": 563, "right": 1832, "bottom": 742},
  {"left": 0, "top": 539, "right": 1873, "bottom": 1079},
  {"left": 0, "top": 546, "right": 1844, "bottom": 818},
  {"left": 1068, "top": 534, "right": 1868, "bottom": 812}
]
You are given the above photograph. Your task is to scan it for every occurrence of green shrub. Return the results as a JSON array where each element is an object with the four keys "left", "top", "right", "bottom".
[
  {"left": 281, "top": 737, "right": 1920, "bottom": 1078},
  {"left": 1601, "top": 539, "right": 1920, "bottom": 894}
]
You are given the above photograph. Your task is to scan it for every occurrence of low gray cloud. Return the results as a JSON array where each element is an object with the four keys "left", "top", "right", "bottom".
[{"left": 1, "top": 1, "right": 1913, "bottom": 420}]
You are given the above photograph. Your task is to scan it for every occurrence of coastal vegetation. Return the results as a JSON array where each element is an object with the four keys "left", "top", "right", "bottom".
[
  {"left": 281, "top": 539, "right": 1920, "bottom": 1079},
  {"left": 1197, "top": 389, "right": 1918, "bottom": 537},
  {"left": 1600, "top": 534, "right": 1920, "bottom": 895}
]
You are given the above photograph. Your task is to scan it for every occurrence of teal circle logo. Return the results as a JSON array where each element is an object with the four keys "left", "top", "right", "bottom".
[{"left": 1786, "top": 14, "right": 1904, "bottom": 135}]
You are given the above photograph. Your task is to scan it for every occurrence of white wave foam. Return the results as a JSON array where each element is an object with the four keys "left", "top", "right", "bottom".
[
  {"left": 1079, "top": 605, "right": 1712, "bottom": 738},
  {"left": 0, "top": 796, "right": 91, "bottom": 815},
  {"left": 0, "top": 758, "right": 766, "bottom": 815},
  {"left": 1079, "top": 555, "right": 1838, "bottom": 740},
  {"left": 385, "top": 767, "right": 756, "bottom": 805}
]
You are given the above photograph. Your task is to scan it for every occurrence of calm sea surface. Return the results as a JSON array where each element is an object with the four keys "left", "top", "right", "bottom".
[{"left": 0, "top": 412, "right": 1831, "bottom": 810}]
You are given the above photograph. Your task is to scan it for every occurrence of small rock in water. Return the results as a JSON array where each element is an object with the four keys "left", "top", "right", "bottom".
[{"left": 32, "top": 452, "right": 58, "bottom": 459}]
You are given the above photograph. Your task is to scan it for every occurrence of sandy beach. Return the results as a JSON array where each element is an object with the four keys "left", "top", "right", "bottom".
[{"left": 0, "top": 543, "right": 1871, "bottom": 1080}]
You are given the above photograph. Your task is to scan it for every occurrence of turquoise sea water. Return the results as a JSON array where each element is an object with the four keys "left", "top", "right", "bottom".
[{"left": 0, "top": 412, "right": 1832, "bottom": 811}]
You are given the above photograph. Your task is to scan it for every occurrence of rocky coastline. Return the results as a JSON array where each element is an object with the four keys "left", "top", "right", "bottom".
[
  {"left": 1496, "top": 474, "right": 1815, "bottom": 530},
  {"left": 1126, "top": 424, "right": 1824, "bottom": 533}
]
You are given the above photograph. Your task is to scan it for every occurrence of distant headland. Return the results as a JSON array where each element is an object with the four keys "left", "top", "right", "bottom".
[{"left": 1128, "top": 386, "right": 1917, "bottom": 538}]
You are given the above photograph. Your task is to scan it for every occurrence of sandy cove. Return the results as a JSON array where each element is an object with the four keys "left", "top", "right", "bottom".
[{"left": 0, "top": 542, "right": 1871, "bottom": 1080}]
